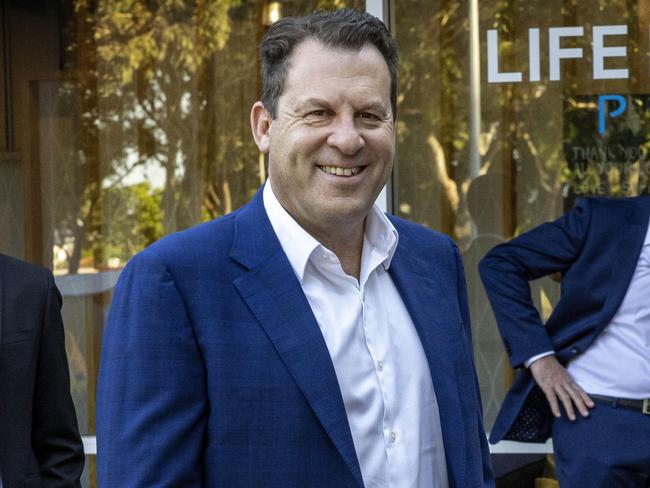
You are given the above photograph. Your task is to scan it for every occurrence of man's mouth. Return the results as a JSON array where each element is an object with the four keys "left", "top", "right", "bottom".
[{"left": 318, "top": 165, "right": 363, "bottom": 177}]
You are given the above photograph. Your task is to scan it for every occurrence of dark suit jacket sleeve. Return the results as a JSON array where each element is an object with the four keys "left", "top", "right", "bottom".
[
  {"left": 453, "top": 243, "right": 495, "bottom": 487},
  {"left": 96, "top": 249, "right": 206, "bottom": 488},
  {"left": 478, "top": 198, "right": 592, "bottom": 368},
  {"left": 32, "top": 271, "right": 85, "bottom": 487}
]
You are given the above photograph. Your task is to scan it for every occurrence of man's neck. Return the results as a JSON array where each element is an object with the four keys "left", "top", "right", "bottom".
[
  {"left": 302, "top": 220, "right": 365, "bottom": 281},
  {"left": 326, "top": 232, "right": 364, "bottom": 280}
]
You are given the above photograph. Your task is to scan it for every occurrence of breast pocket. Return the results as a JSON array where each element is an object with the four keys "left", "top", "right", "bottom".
[
  {"left": 3, "top": 336, "right": 37, "bottom": 347},
  {"left": 1, "top": 337, "right": 38, "bottom": 377},
  {"left": 2, "top": 326, "right": 38, "bottom": 345}
]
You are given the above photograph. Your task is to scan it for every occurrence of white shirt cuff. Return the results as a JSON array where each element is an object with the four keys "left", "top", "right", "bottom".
[{"left": 524, "top": 351, "right": 555, "bottom": 368}]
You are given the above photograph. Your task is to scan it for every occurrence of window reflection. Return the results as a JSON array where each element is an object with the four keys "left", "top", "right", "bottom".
[
  {"left": 394, "top": 0, "right": 649, "bottom": 429},
  {"left": 5, "top": 1, "right": 649, "bottom": 483},
  {"left": 3, "top": 1, "right": 362, "bottom": 486}
]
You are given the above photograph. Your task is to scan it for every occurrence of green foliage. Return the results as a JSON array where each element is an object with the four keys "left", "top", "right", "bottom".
[
  {"left": 90, "top": 0, "right": 240, "bottom": 94},
  {"left": 58, "top": 0, "right": 365, "bottom": 273},
  {"left": 93, "top": 182, "right": 164, "bottom": 263}
]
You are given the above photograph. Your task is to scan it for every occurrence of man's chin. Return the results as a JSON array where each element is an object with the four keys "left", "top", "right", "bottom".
[{"left": 315, "top": 202, "right": 374, "bottom": 227}]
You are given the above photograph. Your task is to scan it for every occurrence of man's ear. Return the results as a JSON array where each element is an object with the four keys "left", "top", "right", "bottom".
[{"left": 251, "top": 101, "right": 271, "bottom": 154}]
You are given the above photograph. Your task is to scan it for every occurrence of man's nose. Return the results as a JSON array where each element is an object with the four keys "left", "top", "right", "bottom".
[{"left": 326, "top": 116, "right": 365, "bottom": 155}]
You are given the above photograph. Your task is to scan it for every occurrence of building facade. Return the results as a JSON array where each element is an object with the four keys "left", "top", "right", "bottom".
[{"left": 1, "top": 0, "right": 648, "bottom": 485}]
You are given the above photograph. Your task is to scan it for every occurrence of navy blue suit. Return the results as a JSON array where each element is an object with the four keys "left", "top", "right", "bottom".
[
  {"left": 97, "top": 188, "right": 493, "bottom": 487},
  {"left": 479, "top": 195, "right": 650, "bottom": 444},
  {"left": 0, "top": 254, "right": 84, "bottom": 488}
]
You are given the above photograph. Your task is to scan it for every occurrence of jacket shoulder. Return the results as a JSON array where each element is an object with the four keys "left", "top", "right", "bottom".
[
  {"left": 0, "top": 253, "right": 51, "bottom": 295},
  {"left": 134, "top": 210, "right": 240, "bottom": 270}
]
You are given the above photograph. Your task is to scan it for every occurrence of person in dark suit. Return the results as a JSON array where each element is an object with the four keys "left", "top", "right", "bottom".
[
  {"left": 0, "top": 253, "right": 84, "bottom": 488},
  {"left": 97, "top": 9, "right": 493, "bottom": 487},
  {"left": 480, "top": 195, "right": 650, "bottom": 487}
]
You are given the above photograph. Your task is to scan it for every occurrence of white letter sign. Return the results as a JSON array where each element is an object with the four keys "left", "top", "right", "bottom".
[
  {"left": 549, "top": 26, "right": 584, "bottom": 81},
  {"left": 487, "top": 29, "right": 523, "bottom": 83},
  {"left": 593, "top": 25, "right": 629, "bottom": 79}
]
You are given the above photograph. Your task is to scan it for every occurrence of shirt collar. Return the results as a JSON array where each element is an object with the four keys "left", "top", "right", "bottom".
[
  {"left": 263, "top": 180, "right": 399, "bottom": 283},
  {"left": 263, "top": 181, "right": 321, "bottom": 283},
  {"left": 363, "top": 201, "right": 399, "bottom": 271},
  {"left": 645, "top": 215, "right": 650, "bottom": 245}
]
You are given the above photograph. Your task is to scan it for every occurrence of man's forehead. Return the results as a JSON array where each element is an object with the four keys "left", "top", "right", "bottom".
[
  {"left": 283, "top": 39, "right": 390, "bottom": 90},
  {"left": 287, "top": 38, "right": 386, "bottom": 72}
]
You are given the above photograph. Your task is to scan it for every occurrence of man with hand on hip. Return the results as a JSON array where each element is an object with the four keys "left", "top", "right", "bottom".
[{"left": 480, "top": 195, "right": 650, "bottom": 487}]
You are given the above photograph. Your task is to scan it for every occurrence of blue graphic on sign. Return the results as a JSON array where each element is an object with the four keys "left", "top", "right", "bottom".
[{"left": 598, "top": 94, "right": 627, "bottom": 134}]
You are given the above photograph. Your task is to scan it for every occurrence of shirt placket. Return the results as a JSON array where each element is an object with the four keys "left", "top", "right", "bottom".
[{"left": 361, "top": 268, "right": 397, "bottom": 487}]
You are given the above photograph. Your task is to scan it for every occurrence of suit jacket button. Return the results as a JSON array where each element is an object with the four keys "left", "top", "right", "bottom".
[{"left": 571, "top": 347, "right": 580, "bottom": 355}]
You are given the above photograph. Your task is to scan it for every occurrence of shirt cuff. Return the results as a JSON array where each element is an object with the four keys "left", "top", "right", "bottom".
[{"left": 524, "top": 351, "right": 555, "bottom": 368}]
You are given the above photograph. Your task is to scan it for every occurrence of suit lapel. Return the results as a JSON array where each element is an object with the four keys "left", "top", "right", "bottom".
[
  {"left": 230, "top": 189, "right": 364, "bottom": 487},
  {"left": 388, "top": 232, "right": 467, "bottom": 487},
  {"left": 625, "top": 195, "right": 650, "bottom": 249},
  {"left": 602, "top": 196, "right": 650, "bottom": 322},
  {"left": 618, "top": 195, "right": 650, "bottom": 257},
  {"left": 623, "top": 195, "right": 650, "bottom": 266}
]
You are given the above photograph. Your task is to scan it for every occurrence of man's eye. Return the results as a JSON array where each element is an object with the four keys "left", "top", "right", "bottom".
[
  {"left": 307, "top": 110, "right": 328, "bottom": 117},
  {"left": 359, "top": 112, "right": 380, "bottom": 121}
]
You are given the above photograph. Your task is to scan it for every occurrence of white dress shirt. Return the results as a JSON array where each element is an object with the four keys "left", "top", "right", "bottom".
[
  {"left": 263, "top": 181, "right": 448, "bottom": 488},
  {"left": 567, "top": 217, "right": 650, "bottom": 398}
]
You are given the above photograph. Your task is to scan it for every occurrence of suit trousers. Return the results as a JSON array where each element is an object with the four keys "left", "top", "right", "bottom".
[{"left": 552, "top": 399, "right": 650, "bottom": 487}]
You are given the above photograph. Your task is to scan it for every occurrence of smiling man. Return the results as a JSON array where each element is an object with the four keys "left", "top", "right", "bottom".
[{"left": 97, "top": 9, "right": 493, "bottom": 488}]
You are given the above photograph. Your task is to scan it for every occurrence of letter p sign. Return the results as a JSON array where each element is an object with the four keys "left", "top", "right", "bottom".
[{"left": 598, "top": 94, "right": 627, "bottom": 135}]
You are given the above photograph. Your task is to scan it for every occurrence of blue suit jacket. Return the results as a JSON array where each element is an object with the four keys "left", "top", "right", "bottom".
[
  {"left": 479, "top": 195, "right": 650, "bottom": 443},
  {"left": 97, "top": 188, "right": 493, "bottom": 487}
]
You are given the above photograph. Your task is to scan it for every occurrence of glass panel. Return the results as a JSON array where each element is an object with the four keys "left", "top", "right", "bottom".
[
  {"left": 0, "top": 154, "right": 23, "bottom": 257},
  {"left": 394, "top": 0, "right": 649, "bottom": 430},
  {"left": 4, "top": 1, "right": 362, "bottom": 486}
]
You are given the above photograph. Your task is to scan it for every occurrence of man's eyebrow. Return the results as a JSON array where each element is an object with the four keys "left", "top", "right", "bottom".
[
  {"left": 358, "top": 101, "right": 390, "bottom": 117},
  {"left": 295, "top": 97, "right": 331, "bottom": 109},
  {"left": 296, "top": 97, "right": 390, "bottom": 117}
]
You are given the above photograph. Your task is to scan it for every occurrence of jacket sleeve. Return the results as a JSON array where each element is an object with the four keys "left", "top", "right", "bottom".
[
  {"left": 32, "top": 271, "right": 85, "bottom": 487},
  {"left": 478, "top": 198, "right": 592, "bottom": 368},
  {"left": 96, "top": 249, "right": 207, "bottom": 487},
  {"left": 453, "top": 243, "right": 495, "bottom": 487}
]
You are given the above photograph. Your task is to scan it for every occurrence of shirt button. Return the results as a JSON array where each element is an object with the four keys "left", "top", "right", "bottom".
[
  {"left": 377, "top": 361, "right": 384, "bottom": 371},
  {"left": 389, "top": 432, "right": 397, "bottom": 443}
]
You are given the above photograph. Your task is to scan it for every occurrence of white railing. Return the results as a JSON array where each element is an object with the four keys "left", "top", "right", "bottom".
[{"left": 81, "top": 435, "right": 552, "bottom": 456}]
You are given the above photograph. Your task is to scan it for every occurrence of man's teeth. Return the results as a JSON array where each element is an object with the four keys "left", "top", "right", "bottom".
[{"left": 319, "top": 165, "right": 361, "bottom": 176}]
